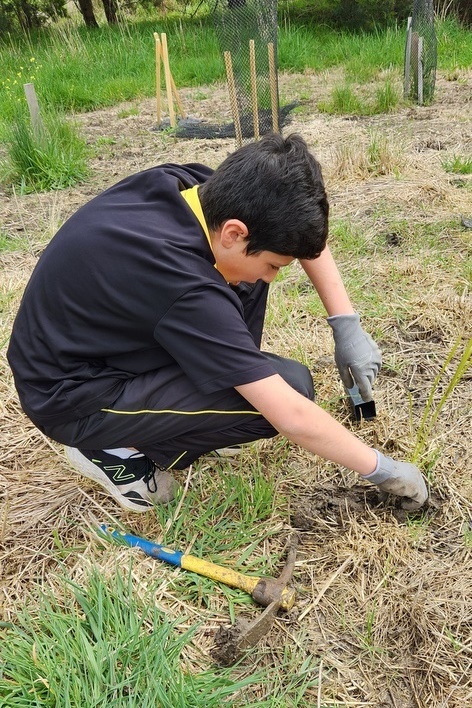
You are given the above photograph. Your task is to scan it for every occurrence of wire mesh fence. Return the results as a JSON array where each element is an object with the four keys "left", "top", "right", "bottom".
[{"left": 404, "top": 0, "right": 437, "bottom": 105}]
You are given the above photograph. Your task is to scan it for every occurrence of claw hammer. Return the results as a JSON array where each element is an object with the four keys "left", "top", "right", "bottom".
[{"left": 100, "top": 525, "right": 297, "bottom": 610}]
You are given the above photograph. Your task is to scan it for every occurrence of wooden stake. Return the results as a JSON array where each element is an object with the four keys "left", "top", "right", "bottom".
[
  {"left": 154, "top": 33, "right": 162, "bottom": 126},
  {"left": 23, "top": 83, "right": 43, "bottom": 137},
  {"left": 224, "top": 50, "right": 243, "bottom": 148},
  {"left": 165, "top": 57, "right": 186, "bottom": 120},
  {"left": 267, "top": 42, "right": 279, "bottom": 133},
  {"left": 249, "top": 39, "right": 259, "bottom": 141},
  {"left": 403, "top": 16, "right": 412, "bottom": 99},
  {"left": 411, "top": 31, "right": 419, "bottom": 101},
  {"left": 154, "top": 32, "right": 186, "bottom": 124},
  {"left": 160, "top": 32, "right": 176, "bottom": 128},
  {"left": 418, "top": 35, "right": 424, "bottom": 105}
]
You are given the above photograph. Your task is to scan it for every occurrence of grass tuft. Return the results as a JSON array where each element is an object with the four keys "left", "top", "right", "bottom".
[
  {"left": 318, "top": 84, "right": 365, "bottom": 115},
  {"left": 1, "top": 111, "right": 89, "bottom": 193},
  {"left": 0, "top": 565, "right": 266, "bottom": 707},
  {"left": 373, "top": 78, "right": 400, "bottom": 113},
  {"left": 442, "top": 153, "right": 472, "bottom": 175}
]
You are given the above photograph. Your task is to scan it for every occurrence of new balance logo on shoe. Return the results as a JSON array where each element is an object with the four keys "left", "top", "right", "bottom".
[{"left": 91, "top": 459, "right": 135, "bottom": 482}]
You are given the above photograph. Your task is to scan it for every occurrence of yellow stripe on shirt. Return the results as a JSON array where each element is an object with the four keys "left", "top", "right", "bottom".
[{"left": 181, "top": 185, "right": 214, "bottom": 256}]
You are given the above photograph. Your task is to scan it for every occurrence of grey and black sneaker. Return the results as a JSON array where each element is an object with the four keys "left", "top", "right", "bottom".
[
  {"left": 65, "top": 447, "right": 177, "bottom": 512},
  {"left": 209, "top": 445, "right": 243, "bottom": 459}
]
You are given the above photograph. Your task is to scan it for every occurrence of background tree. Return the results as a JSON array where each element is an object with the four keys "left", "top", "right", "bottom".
[
  {"left": 75, "top": 0, "right": 98, "bottom": 27},
  {"left": 0, "top": 0, "right": 67, "bottom": 32},
  {"left": 74, "top": 0, "right": 119, "bottom": 27},
  {"left": 101, "top": 0, "right": 119, "bottom": 24}
]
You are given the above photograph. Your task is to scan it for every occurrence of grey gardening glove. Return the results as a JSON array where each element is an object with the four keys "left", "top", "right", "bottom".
[
  {"left": 327, "top": 313, "right": 381, "bottom": 401},
  {"left": 364, "top": 451, "right": 428, "bottom": 510}
]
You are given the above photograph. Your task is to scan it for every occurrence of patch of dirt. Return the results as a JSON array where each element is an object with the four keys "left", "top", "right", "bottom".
[{"left": 291, "top": 483, "right": 444, "bottom": 529}]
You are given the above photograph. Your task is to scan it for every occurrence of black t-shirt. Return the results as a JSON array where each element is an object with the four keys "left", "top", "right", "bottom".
[{"left": 7, "top": 164, "right": 276, "bottom": 426}]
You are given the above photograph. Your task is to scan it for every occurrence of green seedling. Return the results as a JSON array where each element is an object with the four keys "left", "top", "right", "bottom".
[{"left": 412, "top": 336, "right": 472, "bottom": 469}]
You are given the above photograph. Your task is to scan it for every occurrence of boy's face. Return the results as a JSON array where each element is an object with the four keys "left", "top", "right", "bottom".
[{"left": 212, "top": 220, "right": 294, "bottom": 285}]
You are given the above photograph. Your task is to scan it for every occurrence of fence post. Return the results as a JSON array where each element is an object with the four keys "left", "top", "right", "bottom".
[
  {"left": 23, "top": 83, "right": 43, "bottom": 136},
  {"left": 403, "top": 16, "right": 412, "bottom": 99},
  {"left": 417, "top": 36, "right": 424, "bottom": 105}
]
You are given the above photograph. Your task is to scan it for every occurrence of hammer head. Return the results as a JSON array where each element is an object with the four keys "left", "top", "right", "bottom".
[
  {"left": 251, "top": 577, "right": 296, "bottom": 610},
  {"left": 212, "top": 533, "right": 299, "bottom": 665},
  {"left": 250, "top": 533, "right": 298, "bottom": 609}
]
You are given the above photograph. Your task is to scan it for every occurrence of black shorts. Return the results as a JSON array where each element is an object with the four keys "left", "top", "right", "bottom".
[{"left": 43, "top": 282, "right": 315, "bottom": 468}]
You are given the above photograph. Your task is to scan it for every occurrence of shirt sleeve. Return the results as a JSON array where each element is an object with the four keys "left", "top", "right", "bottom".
[{"left": 155, "top": 285, "right": 277, "bottom": 393}]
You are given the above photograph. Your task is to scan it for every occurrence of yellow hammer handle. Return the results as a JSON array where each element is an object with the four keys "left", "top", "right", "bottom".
[{"left": 181, "top": 554, "right": 261, "bottom": 595}]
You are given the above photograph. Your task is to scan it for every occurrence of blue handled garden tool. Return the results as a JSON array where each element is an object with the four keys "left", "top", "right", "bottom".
[{"left": 99, "top": 524, "right": 297, "bottom": 611}]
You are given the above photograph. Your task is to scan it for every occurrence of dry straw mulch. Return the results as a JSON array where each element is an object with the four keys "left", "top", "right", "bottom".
[{"left": 1, "top": 69, "right": 471, "bottom": 706}]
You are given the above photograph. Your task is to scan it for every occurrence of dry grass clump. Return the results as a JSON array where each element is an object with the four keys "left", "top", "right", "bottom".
[{"left": 331, "top": 131, "right": 405, "bottom": 182}]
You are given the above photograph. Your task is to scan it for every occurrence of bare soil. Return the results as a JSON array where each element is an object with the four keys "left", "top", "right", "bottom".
[{"left": 1, "top": 68, "right": 471, "bottom": 706}]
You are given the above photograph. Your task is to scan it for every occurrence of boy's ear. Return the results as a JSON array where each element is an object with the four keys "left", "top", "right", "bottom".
[{"left": 219, "top": 219, "right": 249, "bottom": 248}]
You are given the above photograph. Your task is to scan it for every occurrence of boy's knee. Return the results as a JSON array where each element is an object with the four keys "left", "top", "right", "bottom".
[
  {"left": 265, "top": 353, "right": 315, "bottom": 401},
  {"left": 291, "top": 361, "right": 315, "bottom": 400}
]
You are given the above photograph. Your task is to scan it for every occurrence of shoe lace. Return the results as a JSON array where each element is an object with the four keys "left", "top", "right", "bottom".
[{"left": 129, "top": 453, "right": 158, "bottom": 493}]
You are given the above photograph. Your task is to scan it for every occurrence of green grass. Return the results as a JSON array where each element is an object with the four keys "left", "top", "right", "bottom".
[
  {"left": 152, "top": 459, "right": 279, "bottom": 556},
  {"left": 373, "top": 77, "right": 400, "bottom": 113},
  {"left": 117, "top": 105, "right": 139, "bottom": 119},
  {"left": 0, "top": 18, "right": 222, "bottom": 126},
  {"left": 0, "top": 524, "right": 322, "bottom": 706},
  {"left": 0, "top": 231, "right": 30, "bottom": 252},
  {"left": 319, "top": 77, "right": 401, "bottom": 116},
  {"left": 442, "top": 153, "right": 472, "bottom": 174},
  {"left": 0, "top": 567, "right": 265, "bottom": 707},
  {"left": 0, "top": 110, "right": 89, "bottom": 192},
  {"left": 0, "top": 449, "right": 320, "bottom": 705},
  {"left": 278, "top": 21, "right": 406, "bottom": 74},
  {"left": 319, "top": 84, "right": 365, "bottom": 115}
]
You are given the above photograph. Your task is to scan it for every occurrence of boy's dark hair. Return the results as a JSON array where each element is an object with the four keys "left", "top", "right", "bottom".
[{"left": 199, "top": 133, "right": 329, "bottom": 259}]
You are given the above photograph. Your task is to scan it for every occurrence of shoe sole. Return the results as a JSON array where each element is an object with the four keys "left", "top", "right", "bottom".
[{"left": 65, "top": 446, "right": 152, "bottom": 513}]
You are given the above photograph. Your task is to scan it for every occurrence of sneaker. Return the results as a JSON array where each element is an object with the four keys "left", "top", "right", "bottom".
[
  {"left": 208, "top": 445, "right": 243, "bottom": 459},
  {"left": 65, "top": 447, "right": 177, "bottom": 512}
]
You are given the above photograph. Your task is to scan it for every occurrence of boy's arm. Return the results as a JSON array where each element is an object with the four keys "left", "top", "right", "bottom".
[
  {"left": 236, "top": 375, "right": 428, "bottom": 510},
  {"left": 300, "top": 246, "right": 381, "bottom": 401},
  {"left": 300, "top": 244, "right": 355, "bottom": 316}
]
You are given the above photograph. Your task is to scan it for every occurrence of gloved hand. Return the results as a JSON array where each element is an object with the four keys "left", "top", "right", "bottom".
[
  {"left": 327, "top": 313, "right": 381, "bottom": 401},
  {"left": 363, "top": 451, "right": 428, "bottom": 510}
]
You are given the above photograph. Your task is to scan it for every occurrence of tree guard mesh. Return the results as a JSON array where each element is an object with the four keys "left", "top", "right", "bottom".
[
  {"left": 212, "top": 0, "right": 281, "bottom": 146},
  {"left": 156, "top": 0, "right": 296, "bottom": 142},
  {"left": 404, "top": 0, "right": 437, "bottom": 105}
]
